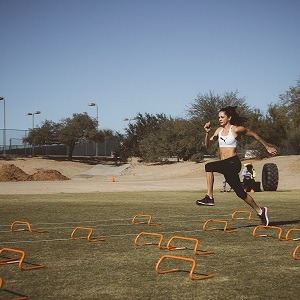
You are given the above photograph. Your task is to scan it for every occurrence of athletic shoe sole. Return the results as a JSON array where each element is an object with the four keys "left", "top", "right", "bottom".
[{"left": 196, "top": 201, "right": 214, "bottom": 206}]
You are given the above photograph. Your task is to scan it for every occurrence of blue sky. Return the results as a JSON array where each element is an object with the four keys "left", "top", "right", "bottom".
[{"left": 1, "top": 0, "right": 299, "bottom": 137}]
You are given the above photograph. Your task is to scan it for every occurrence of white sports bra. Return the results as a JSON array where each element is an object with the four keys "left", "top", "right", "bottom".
[{"left": 218, "top": 126, "right": 237, "bottom": 148}]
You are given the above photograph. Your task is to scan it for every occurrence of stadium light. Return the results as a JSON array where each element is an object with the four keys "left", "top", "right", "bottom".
[
  {"left": 27, "top": 111, "right": 41, "bottom": 129},
  {"left": 88, "top": 102, "right": 99, "bottom": 156},
  {"left": 123, "top": 117, "right": 138, "bottom": 122},
  {"left": 0, "top": 96, "right": 6, "bottom": 156},
  {"left": 26, "top": 111, "right": 41, "bottom": 156}
]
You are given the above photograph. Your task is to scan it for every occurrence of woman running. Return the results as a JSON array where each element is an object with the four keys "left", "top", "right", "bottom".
[{"left": 196, "top": 106, "right": 277, "bottom": 225}]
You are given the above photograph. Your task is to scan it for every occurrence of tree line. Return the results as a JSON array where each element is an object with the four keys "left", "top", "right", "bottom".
[
  {"left": 24, "top": 77, "right": 300, "bottom": 161},
  {"left": 24, "top": 113, "right": 115, "bottom": 159},
  {"left": 115, "top": 78, "right": 300, "bottom": 162}
]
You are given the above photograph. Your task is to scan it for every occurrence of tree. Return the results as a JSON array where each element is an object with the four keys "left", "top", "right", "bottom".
[
  {"left": 57, "top": 113, "right": 97, "bottom": 159},
  {"left": 186, "top": 90, "right": 252, "bottom": 154},
  {"left": 117, "top": 113, "right": 168, "bottom": 160},
  {"left": 137, "top": 118, "right": 203, "bottom": 162},
  {"left": 278, "top": 77, "right": 300, "bottom": 129},
  {"left": 24, "top": 113, "right": 98, "bottom": 159},
  {"left": 23, "top": 120, "right": 59, "bottom": 146},
  {"left": 187, "top": 90, "right": 250, "bottom": 126},
  {"left": 273, "top": 77, "right": 300, "bottom": 153}
]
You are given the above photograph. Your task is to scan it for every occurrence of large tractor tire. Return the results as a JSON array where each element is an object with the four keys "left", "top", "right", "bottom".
[{"left": 262, "top": 163, "right": 279, "bottom": 191}]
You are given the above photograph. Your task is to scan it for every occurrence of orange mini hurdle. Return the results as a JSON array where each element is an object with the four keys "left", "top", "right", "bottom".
[
  {"left": 203, "top": 220, "right": 237, "bottom": 233},
  {"left": 165, "top": 236, "right": 214, "bottom": 255},
  {"left": 292, "top": 245, "right": 300, "bottom": 260},
  {"left": 10, "top": 220, "right": 48, "bottom": 234},
  {"left": 231, "top": 210, "right": 259, "bottom": 222},
  {"left": 134, "top": 232, "right": 164, "bottom": 248},
  {"left": 155, "top": 255, "right": 214, "bottom": 281},
  {"left": 285, "top": 228, "right": 300, "bottom": 241},
  {"left": 0, "top": 248, "right": 45, "bottom": 271},
  {"left": 131, "top": 214, "right": 160, "bottom": 226},
  {"left": 252, "top": 225, "right": 285, "bottom": 240},
  {"left": 70, "top": 227, "right": 105, "bottom": 243}
]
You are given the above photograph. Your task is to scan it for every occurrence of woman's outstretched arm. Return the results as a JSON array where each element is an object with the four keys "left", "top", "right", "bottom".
[{"left": 235, "top": 126, "right": 278, "bottom": 155}]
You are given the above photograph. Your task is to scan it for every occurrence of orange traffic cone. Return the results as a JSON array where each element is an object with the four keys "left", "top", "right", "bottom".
[{"left": 112, "top": 176, "right": 116, "bottom": 182}]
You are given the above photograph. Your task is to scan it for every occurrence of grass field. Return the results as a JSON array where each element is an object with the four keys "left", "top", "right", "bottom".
[{"left": 0, "top": 190, "right": 299, "bottom": 300}]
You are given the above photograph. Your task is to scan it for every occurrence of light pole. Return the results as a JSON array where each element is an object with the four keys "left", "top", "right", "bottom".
[
  {"left": 27, "top": 111, "right": 41, "bottom": 129},
  {"left": 27, "top": 111, "right": 41, "bottom": 155},
  {"left": 0, "top": 97, "right": 6, "bottom": 156},
  {"left": 123, "top": 117, "right": 138, "bottom": 128},
  {"left": 88, "top": 102, "right": 99, "bottom": 156}
]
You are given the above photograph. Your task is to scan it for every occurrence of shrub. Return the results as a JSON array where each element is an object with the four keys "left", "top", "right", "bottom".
[{"left": 190, "top": 152, "right": 204, "bottom": 163}]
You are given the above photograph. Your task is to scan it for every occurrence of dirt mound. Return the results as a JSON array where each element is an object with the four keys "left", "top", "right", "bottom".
[
  {"left": 0, "top": 164, "right": 70, "bottom": 182},
  {"left": 31, "top": 169, "right": 70, "bottom": 181},
  {"left": 0, "top": 164, "right": 32, "bottom": 182}
]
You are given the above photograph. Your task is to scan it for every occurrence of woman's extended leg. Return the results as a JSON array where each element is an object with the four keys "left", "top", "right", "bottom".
[{"left": 225, "top": 172, "right": 269, "bottom": 225}]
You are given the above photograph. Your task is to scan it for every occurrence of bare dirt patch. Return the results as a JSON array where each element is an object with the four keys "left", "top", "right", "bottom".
[
  {"left": 0, "top": 163, "right": 70, "bottom": 182},
  {"left": 0, "top": 155, "right": 299, "bottom": 194},
  {"left": 31, "top": 169, "right": 70, "bottom": 181},
  {"left": 0, "top": 164, "right": 32, "bottom": 182}
]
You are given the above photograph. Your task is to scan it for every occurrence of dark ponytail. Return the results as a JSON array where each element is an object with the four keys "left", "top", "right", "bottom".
[{"left": 219, "top": 106, "right": 248, "bottom": 126}]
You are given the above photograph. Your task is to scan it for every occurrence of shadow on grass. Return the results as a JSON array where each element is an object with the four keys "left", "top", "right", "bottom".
[
  {"left": 229, "top": 220, "right": 300, "bottom": 229},
  {"left": 178, "top": 270, "right": 213, "bottom": 277},
  {"left": 269, "top": 220, "right": 300, "bottom": 226},
  {"left": 1, "top": 288, "right": 28, "bottom": 299}
]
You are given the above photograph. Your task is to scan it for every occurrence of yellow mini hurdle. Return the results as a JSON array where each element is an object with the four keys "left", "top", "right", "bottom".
[
  {"left": 131, "top": 214, "right": 160, "bottom": 226},
  {"left": 0, "top": 248, "right": 45, "bottom": 271},
  {"left": 134, "top": 232, "right": 164, "bottom": 248},
  {"left": 231, "top": 210, "right": 259, "bottom": 222},
  {"left": 71, "top": 227, "right": 105, "bottom": 243},
  {"left": 165, "top": 236, "right": 214, "bottom": 255},
  {"left": 252, "top": 225, "right": 285, "bottom": 240},
  {"left": 155, "top": 255, "right": 214, "bottom": 281},
  {"left": 10, "top": 220, "right": 48, "bottom": 234},
  {"left": 292, "top": 244, "right": 300, "bottom": 260},
  {"left": 203, "top": 219, "right": 237, "bottom": 233},
  {"left": 285, "top": 228, "right": 300, "bottom": 241}
]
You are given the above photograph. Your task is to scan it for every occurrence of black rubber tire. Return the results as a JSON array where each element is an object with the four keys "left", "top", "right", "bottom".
[{"left": 262, "top": 163, "right": 279, "bottom": 191}]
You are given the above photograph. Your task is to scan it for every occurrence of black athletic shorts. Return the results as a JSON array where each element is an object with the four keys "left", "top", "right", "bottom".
[{"left": 205, "top": 155, "right": 247, "bottom": 200}]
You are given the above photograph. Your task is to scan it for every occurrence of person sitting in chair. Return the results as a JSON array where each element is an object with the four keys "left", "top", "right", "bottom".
[{"left": 242, "top": 163, "right": 256, "bottom": 192}]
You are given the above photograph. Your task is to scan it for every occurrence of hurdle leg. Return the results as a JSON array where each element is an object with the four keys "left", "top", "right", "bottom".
[
  {"left": 252, "top": 225, "right": 284, "bottom": 240},
  {"left": 231, "top": 210, "right": 260, "bottom": 222},
  {"left": 10, "top": 220, "right": 48, "bottom": 234},
  {"left": 285, "top": 228, "right": 300, "bottom": 241},
  {"left": 134, "top": 232, "right": 164, "bottom": 248},
  {"left": 155, "top": 255, "right": 214, "bottom": 281},
  {"left": 166, "top": 236, "right": 214, "bottom": 255},
  {"left": 71, "top": 227, "right": 104, "bottom": 242},
  {"left": 131, "top": 214, "right": 160, "bottom": 226},
  {"left": 203, "top": 220, "right": 237, "bottom": 233},
  {"left": 292, "top": 245, "right": 300, "bottom": 260},
  {"left": 0, "top": 248, "right": 45, "bottom": 271}
]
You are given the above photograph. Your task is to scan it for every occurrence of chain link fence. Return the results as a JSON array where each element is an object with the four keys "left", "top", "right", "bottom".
[{"left": 0, "top": 129, "right": 119, "bottom": 157}]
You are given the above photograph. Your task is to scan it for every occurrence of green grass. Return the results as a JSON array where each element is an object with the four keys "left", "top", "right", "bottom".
[{"left": 0, "top": 190, "right": 300, "bottom": 300}]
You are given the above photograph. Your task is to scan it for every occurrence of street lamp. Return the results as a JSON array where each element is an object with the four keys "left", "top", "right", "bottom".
[
  {"left": 123, "top": 117, "right": 138, "bottom": 122},
  {"left": 88, "top": 102, "right": 99, "bottom": 156},
  {"left": 26, "top": 111, "right": 41, "bottom": 155},
  {"left": 0, "top": 97, "right": 6, "bottom": 156},
  {"left": 26, "top": 111, "right": 41, "bottom": 129}
]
